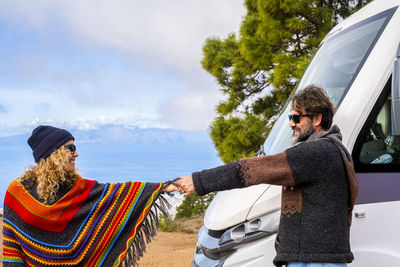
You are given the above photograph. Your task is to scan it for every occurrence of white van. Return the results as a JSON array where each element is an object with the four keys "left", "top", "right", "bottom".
[{"left": 193, "top": 0, "right": 400, "bottom": 266}]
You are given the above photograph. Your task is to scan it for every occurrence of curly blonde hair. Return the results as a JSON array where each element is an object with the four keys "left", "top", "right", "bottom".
[{"left": 19, "top": 146, "right": 78, "bottom": 204}]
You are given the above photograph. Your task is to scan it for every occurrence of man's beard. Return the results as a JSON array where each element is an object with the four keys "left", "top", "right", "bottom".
[{"left": 290, "top": 121, "right": 315, "bottom": 145}]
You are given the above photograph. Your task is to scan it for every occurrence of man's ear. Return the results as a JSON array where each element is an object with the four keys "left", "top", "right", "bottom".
[{"left": 312, "top": 113, "right": 323, "bottom": 129}]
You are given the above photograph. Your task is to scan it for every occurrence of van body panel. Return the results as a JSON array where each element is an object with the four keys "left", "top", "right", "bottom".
[
  {"left": 351, "top": 201, "right": 400, "bottom": 265},
  {"left": 246, "top": 185, "right": 281, "bottom": 221},
  {"left": 351, "top": 251, "right": 400, "bottom": 267},
  {"left": 204, "top": 185, "right": 269, "bottom": 230},
  {"left": 222, "top": 234, "right": 277, "bottom": 267}
]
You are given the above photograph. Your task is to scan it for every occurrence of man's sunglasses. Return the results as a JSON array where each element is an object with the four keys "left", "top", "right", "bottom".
[
  {"left": 288, "top": 114, "right": 313, "bottom": 124},
  {"left": 64, "top": 144, "right": 77, "bottom": 155}
]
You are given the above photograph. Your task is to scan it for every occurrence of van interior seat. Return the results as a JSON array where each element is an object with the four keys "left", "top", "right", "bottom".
[{"left": 376, "top": 99, "right": 390, "bottom": 137}]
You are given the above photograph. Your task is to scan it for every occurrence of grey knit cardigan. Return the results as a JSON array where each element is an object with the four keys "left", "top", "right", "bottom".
[{"left": 192, "top": 127, "right": 359, "bottom": 266}]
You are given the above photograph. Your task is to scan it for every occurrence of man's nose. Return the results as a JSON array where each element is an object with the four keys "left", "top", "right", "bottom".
[{"left": 289, "top": 119, "right": 296, "bottom": 128}]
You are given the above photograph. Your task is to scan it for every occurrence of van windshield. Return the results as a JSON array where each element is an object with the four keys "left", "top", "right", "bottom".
[{"left": 264, "top": 8, "right": 395, "bottom": 155}]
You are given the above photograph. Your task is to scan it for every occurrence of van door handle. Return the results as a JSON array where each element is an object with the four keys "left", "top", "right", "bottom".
[{"left": 355, "top": 212, "right": 366, "bottom": 218}]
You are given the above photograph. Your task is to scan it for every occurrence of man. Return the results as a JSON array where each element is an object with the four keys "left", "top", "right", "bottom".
[{"left": 168, "top": 85, "right": 359, "bottom": 267}]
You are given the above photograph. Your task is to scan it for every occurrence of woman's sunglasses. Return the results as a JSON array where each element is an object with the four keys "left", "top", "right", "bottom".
[
  {"left": 64, "top": 144, "right": 77, "bottom": 155},
  {"left": 288, "top": 114, "right": 313, "bottom": 124}
]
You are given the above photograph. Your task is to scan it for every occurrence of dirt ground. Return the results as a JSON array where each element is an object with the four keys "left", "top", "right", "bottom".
[
  {"left": 0, "top": 219, "right": 200, "bottom": 267},
  {"left": 138, "top": 216, "right": 203, "bottom": 266},
  {"left": 138, "top": 231, "right": 198, "bottom": 266}
]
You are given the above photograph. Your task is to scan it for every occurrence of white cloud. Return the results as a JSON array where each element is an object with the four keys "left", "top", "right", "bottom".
[
  {"left": 0, "top": 0, "right": 246, "bottom": 130},
  {"left": 0, "top": 0, "right": 244, "bottom": 72},
  {"left": 160, "top": 71, "right": 223, "bottom": 130},
  {"left": 0, "top": 87, "right": 161, "bottom": 126},
  {"left": 25, "top": 117, "right": 169, "bottom": 131}
]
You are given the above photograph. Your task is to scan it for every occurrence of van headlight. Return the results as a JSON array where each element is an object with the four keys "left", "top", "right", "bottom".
[
  {"left": 218, "top": 209, "right": 280, "bottom": 249},
  {"left": 195, "top": 209, "right": 281, "bottom": 263}
]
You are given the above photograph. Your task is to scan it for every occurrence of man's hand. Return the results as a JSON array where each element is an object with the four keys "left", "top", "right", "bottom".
[
  {"left": 176, "top": 175, "right": 195, "bottom": 195},
  {"left": 162, "top": 175, "right": 195, "bottom": 195}
]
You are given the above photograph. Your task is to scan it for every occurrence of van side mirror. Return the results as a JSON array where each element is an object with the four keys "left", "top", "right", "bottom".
[{"left": 391, "top": 43, "right": 400, "bottom": 136}]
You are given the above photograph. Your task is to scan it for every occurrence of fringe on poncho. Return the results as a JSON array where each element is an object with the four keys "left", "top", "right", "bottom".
[{"left": 2, "top": 176, "right": 172, "bottom": 266}]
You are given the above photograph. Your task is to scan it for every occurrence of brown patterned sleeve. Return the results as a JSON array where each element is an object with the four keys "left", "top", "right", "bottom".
[
  {"left": 191, "top": 151, "right": 295, "bottom": 196},
  {"left": 237, "top": 151, "right": 296, "bottom": 187},
  {"left": 192, "top": 162, "right": 245, "bottom": 196}
]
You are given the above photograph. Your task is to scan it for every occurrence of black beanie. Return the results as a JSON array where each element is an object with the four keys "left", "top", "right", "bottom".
[{"left": 28, "top": 125, "right": 75, "bottom": 163}]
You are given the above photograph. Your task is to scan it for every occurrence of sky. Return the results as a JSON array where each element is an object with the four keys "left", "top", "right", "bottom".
[{"left": 0, "top": 0, "right": 246, "bottom": 136}]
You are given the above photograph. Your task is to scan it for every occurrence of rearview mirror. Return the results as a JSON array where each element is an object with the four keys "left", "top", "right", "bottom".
[{"left": 391, "top": 43, "right": 400, "bottom": 135}]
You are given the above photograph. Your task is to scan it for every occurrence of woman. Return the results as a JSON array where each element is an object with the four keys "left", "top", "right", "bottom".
[{"left": 2, "top": 125, "right": 173, "bottom": 266}]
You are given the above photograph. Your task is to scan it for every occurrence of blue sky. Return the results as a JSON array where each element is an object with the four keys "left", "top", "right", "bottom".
[{"left": 0, "top": 0, "right": 245, "bottom": 136}]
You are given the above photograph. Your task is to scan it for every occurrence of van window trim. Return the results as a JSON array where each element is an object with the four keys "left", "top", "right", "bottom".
[{"left": 352, "top": 75, "right": 400, "bottom": 173}]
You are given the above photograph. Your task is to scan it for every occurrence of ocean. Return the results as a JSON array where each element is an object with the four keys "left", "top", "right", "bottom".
[{"left": 0, "top": 142, "right": 222, "bottom": 207}]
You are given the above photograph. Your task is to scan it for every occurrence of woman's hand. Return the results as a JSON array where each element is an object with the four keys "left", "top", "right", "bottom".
[{"left": 162, "top": 183, "right": 182, "bottom": 193}]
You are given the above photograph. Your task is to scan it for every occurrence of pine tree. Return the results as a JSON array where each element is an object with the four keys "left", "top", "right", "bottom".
[
  {"left": 202, "top": 0, "right": 372, "bottom": 162},
  {"left": 175, "top": 193, "right": 215, "bottom": 219}
]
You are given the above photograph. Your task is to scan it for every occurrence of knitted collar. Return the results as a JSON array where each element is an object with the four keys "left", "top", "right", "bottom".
[{"left": 305, "top": 124, "right": 354, "bottom": 165}]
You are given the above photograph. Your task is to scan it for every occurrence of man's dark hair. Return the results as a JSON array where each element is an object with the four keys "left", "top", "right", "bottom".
[{"left": 292, "top": 85, "right": 335, "bottom": 130}]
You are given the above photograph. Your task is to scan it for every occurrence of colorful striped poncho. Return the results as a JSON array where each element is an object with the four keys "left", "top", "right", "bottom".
[{"left": 2, "top": 176, "right": 170, "bottom": 266}]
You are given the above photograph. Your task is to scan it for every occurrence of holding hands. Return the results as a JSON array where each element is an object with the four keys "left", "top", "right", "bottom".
[{"left": 162, "top": 175, "right": 195, "bottom": 195}]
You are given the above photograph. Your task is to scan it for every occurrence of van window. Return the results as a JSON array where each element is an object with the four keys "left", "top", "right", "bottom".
[{"left": 353, "top": 81, "right": 400, "bottom": 172}]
